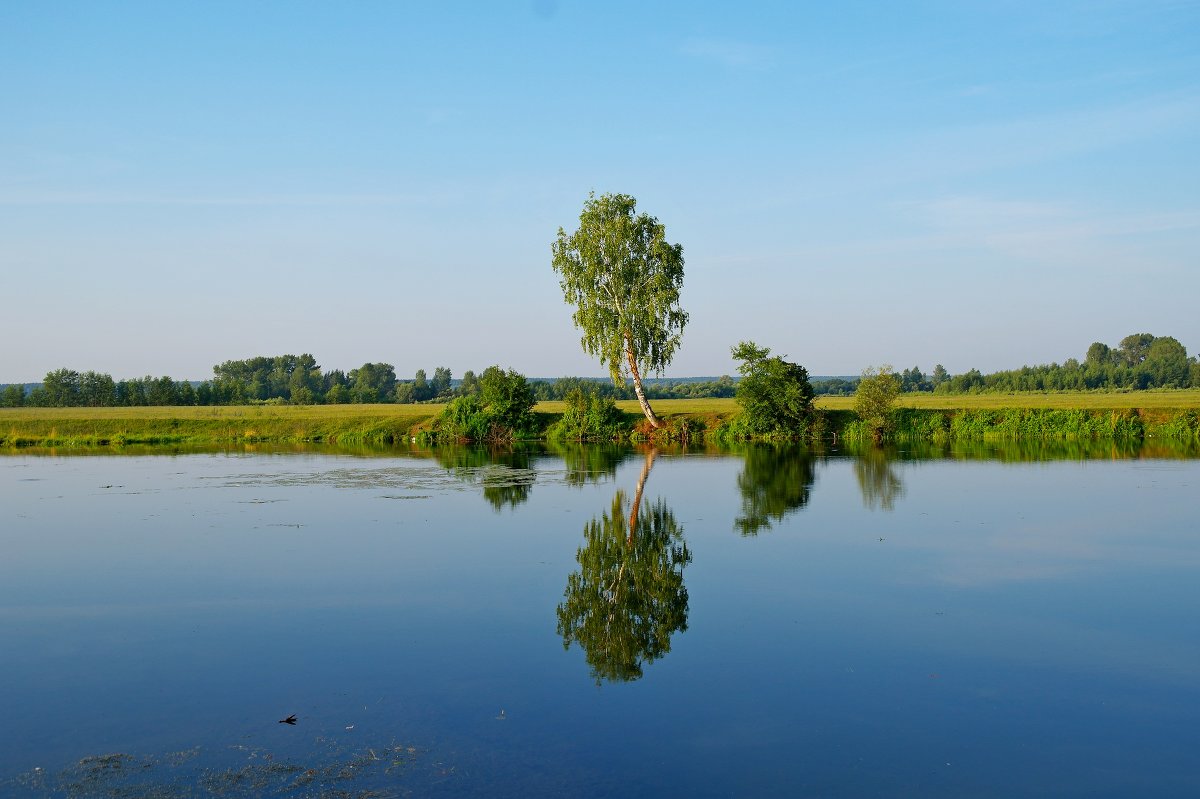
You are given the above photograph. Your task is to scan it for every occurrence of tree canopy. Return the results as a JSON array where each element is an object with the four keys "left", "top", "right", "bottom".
[
  {"left": 854, "top": 365, "right": 901, "bottom": 442},
  {"left": 552, "top": 192, "right": 687, "bottom": 428},
  {"left": 731, "top": 341, "right": 815, "bottom": 436}
]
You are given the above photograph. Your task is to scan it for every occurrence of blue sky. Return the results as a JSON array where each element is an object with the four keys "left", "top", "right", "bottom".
[{"left": 2, "top": 0, "right": 1198, "bottom": 381}]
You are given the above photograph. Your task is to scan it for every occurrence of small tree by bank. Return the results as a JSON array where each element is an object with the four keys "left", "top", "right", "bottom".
[
  {"left": 551, "top": 192, "right": 687, "bottom": 429},
  {"left": 730, "top": 341, "right": 815, "bottom": 438},
  {"left": 436, "top": 366, "right": 537, "bottom": 442},
  {"left": 854, "top": 365, "right": 901, "bottom": 442},
  {"left": 547, "top": 386, "right": 627, "bottom": 442}
]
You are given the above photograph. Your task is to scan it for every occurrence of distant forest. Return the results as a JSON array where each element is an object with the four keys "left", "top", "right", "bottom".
[{"left": 1, "top": 333, "right": 1196, "bottom": 408}]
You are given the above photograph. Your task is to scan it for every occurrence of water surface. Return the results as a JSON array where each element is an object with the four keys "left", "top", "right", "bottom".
[{"left": 2, "top": 444, "right": 1198, "bottom": 797}]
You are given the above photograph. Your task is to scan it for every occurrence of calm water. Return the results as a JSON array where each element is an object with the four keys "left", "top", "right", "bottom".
[{"left": 2, "top": 444, "right": 1198, "bottom": 797}]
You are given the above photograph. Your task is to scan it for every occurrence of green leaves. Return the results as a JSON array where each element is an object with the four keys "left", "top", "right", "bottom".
[
  {"left": 731, "top": 340, "right": 815, "bottom": 436},
  {"left": 551, "top": 192, "right": 687, "bottom": 387}
]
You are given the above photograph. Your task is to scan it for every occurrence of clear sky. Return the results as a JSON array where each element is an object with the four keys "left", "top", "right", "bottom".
[{"left": 2, "top": 0, "right": 1198, "bottom": 381}]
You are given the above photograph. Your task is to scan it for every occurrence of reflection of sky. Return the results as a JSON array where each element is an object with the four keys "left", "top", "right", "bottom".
[{"left": 2, "top": 451, "right": 1199, "bottom": 796}]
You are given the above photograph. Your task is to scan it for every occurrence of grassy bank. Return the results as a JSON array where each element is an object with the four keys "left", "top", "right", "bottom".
[{"left": 3, "top": 391, "right": 1200, "bottom": 448}]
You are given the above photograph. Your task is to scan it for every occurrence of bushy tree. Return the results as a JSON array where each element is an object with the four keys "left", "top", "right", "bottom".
[
  {"left": 549, "top": 386, "right": 626, "bottom": 441},
  {"left": 854, "top": 365, "right": 901, "bottom": 442},
  {"left": 42, "top": 368, "right": 81, "bottom": 407},
  {"left": 430, "top": 366, "right": 453, "bottom": 398},
  {"left": 479, "top": 366, "right": 536, "bottom": 434},
  {"left": 730, "top": 341, "right": 814, "bottom": 436},
  {"left": 459, "top": 369, "right": 480, "bottom": 396},
  {"left": 1, "top": 383, "right": 26, "bottom": 407}
]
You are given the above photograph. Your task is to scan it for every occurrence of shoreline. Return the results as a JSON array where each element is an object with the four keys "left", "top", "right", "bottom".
[{"left": 3, "top": 399, "right": 1199, "bottom": 449}]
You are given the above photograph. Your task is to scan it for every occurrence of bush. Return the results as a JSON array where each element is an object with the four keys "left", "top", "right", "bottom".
[
  {"left": 548, "top": 387, "right": 627, "bottom": 441},
  {"left": 854, "top": 365, "right": 900, "bottom": 442},
  {"left": 480, "top": 366, "right": 537, "bottom": 435},
  {"left": 730, "top": 341, "right": 815, "bottom": 437},
  {"left": 437, "top": 395, "right": 492, "bottom": 441}
]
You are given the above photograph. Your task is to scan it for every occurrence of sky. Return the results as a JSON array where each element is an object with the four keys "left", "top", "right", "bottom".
[{"left": 2, "top": 0, "right": 1198, "bottom": 381}]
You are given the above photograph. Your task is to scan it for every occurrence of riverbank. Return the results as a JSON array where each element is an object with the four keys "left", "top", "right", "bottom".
[{"left": 3, "top": 394, "right": 1200, "bottom": 448}]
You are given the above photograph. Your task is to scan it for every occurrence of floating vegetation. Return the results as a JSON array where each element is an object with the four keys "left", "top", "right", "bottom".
[{"left": 3, "top": 738, "right": 433, "bottom": 798}]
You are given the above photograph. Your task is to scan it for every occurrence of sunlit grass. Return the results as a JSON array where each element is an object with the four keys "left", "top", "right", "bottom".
[{"left": 816, "top": 390, "right": 1200, "bottom": 411}]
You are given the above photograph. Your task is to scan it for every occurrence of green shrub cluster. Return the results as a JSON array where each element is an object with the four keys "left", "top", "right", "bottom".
[
  {"left": 547, "top": 388, "right": 628, "bottom": 442},
  {"left": 432, "top": 366, "right": 538, "bottom": 442}
]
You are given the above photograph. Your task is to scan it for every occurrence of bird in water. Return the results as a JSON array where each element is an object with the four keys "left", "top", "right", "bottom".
[{"left": 279, "top": 714, "right": 297, "bottom": 725}]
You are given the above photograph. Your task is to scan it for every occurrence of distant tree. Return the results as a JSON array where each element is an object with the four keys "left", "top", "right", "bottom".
[
  {"left": 1146, "top": 336, "right": 1189, "bottom": 387},
  {"left": 430, "top": 366, "right": 453, "bottom": 398},
  {"left": 177, "top": 381, "right": 197, "bottom": 406},
  {"left": 552, "top": 192, "right": 687, "bottom": 428},
  {"left": 931, "top": 364, "right": 949, "bottom": 388},
  {"left": 1, "top": 383, "right": 25, "bottom": 407},
  {"left": 349, "top": 363, "right": 397, "bottom": 403},
  {"left": 459, "top": 369, "right": 480, "bottom": 396},
  {"left": 730, "top": 341, "right": 814, "bottom": 436},
  {"left": 1118, "top": 333, "right": 1156, "bottom": 366},
  {"left": 900, "top": 365, "right": 928, "bottom": 392},
  {"left": 854, "top": 365, "right": 901, "bottom": 442},
  {"left": 411, "top": 369, "right": 431, "bottom": 402},
  {"left": 42, "top": 369, "right": 81, "bottom": 407},
  {"left": 1085, "top": 342, "right": 1113, "bottom": 367},
  {"left": 147, "top": 376, "right": 179, "bottom": 406},
  {"left": 79, "top": 371, "right": 116, "bottom": 407}
]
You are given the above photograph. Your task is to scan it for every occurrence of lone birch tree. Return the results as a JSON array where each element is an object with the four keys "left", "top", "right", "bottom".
[{"left": 552, "top": 192, "right": 687, "bottom": 428}]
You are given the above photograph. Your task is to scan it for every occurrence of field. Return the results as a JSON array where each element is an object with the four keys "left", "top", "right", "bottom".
[
  {"left": 4, "top": 390, "right": 1200, "bottom": 447},
  {"left": 815, "top": 389, "right": 1200, "bottom": 411}
]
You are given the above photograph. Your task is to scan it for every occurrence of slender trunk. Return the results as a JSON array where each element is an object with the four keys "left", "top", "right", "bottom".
[
  {"left": 627, "top": 448, "right": 657, "bottom": 543},
  {"left": 624, "top": 333, "right": 663, "bottom": 428}
]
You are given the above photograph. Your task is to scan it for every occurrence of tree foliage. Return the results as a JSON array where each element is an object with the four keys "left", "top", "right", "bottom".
[
  {"left": 855, "top": 365, "right": 901, "bottom": 442},
  {"left": 552, "top": 192, "right": 687, "bottom": 427},
  {"left": 730, "top": 341, "right": 815, "bottom": 436}
]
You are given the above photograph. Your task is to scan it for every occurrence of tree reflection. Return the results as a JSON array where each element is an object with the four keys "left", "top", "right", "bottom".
[
  {"left": 734, "top": 445, "right": 816, "bottom": 535},
  {"left": 557, "top": 450, "right": 691, "bottom": 683},
  {"left": 545, "top": 441, "right": 628, "bottom": 486},
  {"left": 854, "top": 448, "right": 903, "bottom": 511},
  {"left": 432, "top": 445, "right": 536, "bottom": 510}
]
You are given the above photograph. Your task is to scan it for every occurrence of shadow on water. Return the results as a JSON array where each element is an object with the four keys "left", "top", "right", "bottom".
[{"left": 556, "top": 450, "right": 692, "bottom": 684}]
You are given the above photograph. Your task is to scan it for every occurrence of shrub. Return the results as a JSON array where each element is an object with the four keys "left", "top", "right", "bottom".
[{"left": 548, "top": 387, "right": 627, "bottom": 441}]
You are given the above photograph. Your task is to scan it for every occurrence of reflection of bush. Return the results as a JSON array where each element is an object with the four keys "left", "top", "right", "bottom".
[
  {"left": 854, "top": 449, "right": 903, "bottom": 511},
  {"left": 734, "top": 445, "right": 816, "bottom": 535},
  {"left": 557, "top": 491, "right": 691, "bottom": 683},
  {"left": 432, "top": 445, "right": 536, "bottom": 510},
  {"left": 544, "top": 441, "right": 628, "bottom": 486}
]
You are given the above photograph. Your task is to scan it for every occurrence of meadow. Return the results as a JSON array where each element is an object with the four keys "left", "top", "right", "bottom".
[{"left": 3, "top": 390, "right": 1200, "bottom": 447}]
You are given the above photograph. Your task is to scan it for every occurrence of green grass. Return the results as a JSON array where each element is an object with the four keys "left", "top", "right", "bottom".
[
  {"left": 815, "top": 389, "right": 1200, "bottom": 411},
  {"left": 4, "top": 391, "right": 1200, "bottom": 448}
]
